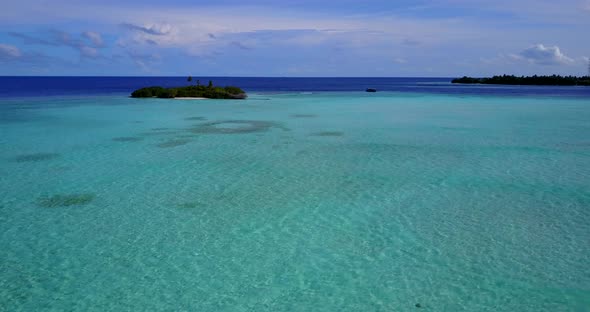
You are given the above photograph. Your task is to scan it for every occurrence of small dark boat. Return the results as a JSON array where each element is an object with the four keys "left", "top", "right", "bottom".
[{"left": 365, "top": 88, "right": 377, "bottom": 92}]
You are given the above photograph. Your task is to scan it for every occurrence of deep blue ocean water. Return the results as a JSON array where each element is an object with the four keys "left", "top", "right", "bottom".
[
  {"left": 1, "top": 76, "right": 590, "bottom": 98},
  {"left": 1, "top": 77, "right": 589, "bottom": 311}
]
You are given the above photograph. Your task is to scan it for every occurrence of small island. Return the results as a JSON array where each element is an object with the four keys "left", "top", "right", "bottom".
[
  {"left": 452, "top": 75, "right": 590, "bottom": 86},
  {"left": 131, "top": 79, "right": 247, "bottom": 99}
]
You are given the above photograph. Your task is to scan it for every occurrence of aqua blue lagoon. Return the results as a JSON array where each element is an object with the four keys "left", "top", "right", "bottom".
[{"left": 1, "top": 78, "right": 589, "bottom": 311}]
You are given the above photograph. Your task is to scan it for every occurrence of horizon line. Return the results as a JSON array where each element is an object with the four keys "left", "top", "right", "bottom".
[{"left": 0, "top": 75, "right": 458, "bottom": 78}]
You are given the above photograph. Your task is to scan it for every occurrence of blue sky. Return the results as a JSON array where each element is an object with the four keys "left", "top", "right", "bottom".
[{"left": 1, "top": 0, "right": 589, "bottom": 76}]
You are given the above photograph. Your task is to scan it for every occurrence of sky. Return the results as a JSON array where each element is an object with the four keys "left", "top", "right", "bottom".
[{"left": 0, "top": 0, "right": 589, "bottom": 76}]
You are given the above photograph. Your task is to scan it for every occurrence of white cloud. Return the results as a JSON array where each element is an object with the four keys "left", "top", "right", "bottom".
[
  {"left": 121, "top": 23, "right": 173, "bottom": 36},
  {"left": 513, "top": 44, "right": 574, "bottom": 65},
  {"left": 2, "top": 1, "right": 589, "bottom": 75},
  {"left": 112, "top": 12, "right": 473, "bottom": 62},
  {"left": 10, "top": 30, "right": 106, "bottom": 58},
  {"left": 1, "top": 1, "right": 484, "bottom": 51},
  {"left": 0, "top": 43, "right": 52, "bottom": 64},
  {"left": 0, "top": 43, "right": 22, "bottom": 59},
  {"left": 393, "top": 57, "right": 407, "bottom": 64},
  {"left": 82, "top": 31, "right": 104, "bottom": 47}
]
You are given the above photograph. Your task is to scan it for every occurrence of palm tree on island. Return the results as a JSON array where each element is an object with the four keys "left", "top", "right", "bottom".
[{"left": 131, "top": 77, "right": 247, "bottom": 99}]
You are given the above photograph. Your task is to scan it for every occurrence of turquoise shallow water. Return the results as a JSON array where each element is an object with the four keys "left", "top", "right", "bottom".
[{"left": 1, "top": 92, "right": 589, "bottom": 311}]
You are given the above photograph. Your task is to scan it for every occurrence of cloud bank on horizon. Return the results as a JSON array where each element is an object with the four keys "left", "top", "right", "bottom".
[{"left": 0, "top": 0, "right": 589, "bottom": 76}]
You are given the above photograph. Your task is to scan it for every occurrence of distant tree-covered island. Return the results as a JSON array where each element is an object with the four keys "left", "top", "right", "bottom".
[
  {"left": 131, "top": 79, "right": 247, "bottom": 99},
  {"left": 452, "top": 75, "right": 590, "bottom": 86}
]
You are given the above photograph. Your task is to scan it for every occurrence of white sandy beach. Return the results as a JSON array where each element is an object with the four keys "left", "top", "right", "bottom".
[{"left": 173, "top": 97, "right": 208, "bottom": 100}]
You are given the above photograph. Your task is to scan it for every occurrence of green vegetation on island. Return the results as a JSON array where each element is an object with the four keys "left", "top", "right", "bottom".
[
  {"left": 131, "top": 79, "right": 247, "bottom": 99},
  {"left": 452, "top": 75, "right": 590, "bottom": 86}
]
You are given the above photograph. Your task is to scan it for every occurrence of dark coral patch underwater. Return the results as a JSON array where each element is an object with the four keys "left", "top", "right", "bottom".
[
  {"left": 188, "top": 120, "right": 289, "bottom": 134},
  {"left": 177, "top": 202, "right": 204, "bottom": 209},
  {"left": 37, "top": 193, "right": 95, "bottom": 208},
  {"left": 14, "top": 153, "right": 60, "bottom": 162},
  {"left": 112, "top": 137, "right": 143, "bottom": 142},
  {"left": 138, "top": 130, "right": 180, "bottom": 136},
  {"left": 184, "top": 116, "right": 207, "bottom": 121}
]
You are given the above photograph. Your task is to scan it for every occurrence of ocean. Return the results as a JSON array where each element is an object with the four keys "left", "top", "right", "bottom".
[{"left": 1, "top": 77, "right": 589, "bottom": 311}]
